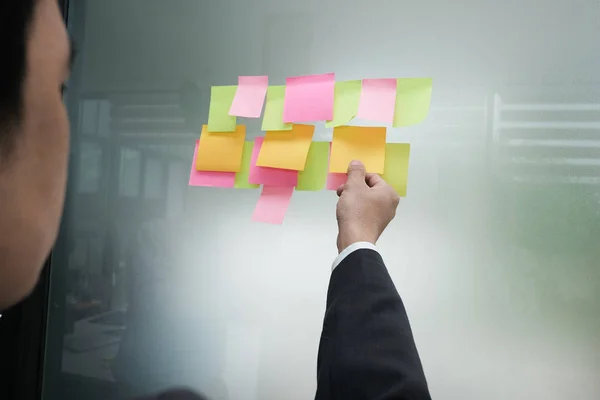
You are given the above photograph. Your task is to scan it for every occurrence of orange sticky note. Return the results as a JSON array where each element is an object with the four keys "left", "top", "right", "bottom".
[
  {"left": 329, "top": 126, "right": 386, "bottom": 173},
  {"left": 196, "top": 125, "right": 246, "bottom": 172},
  {"left": 256, "top": 124, "right": 315, "bottom": 171}
]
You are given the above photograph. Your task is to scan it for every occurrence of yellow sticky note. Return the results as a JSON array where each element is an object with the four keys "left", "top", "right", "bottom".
[
  {"left": 381, "top": 143, "right": 411, "bottom": 197},
  {"left": 196, "top": 125, "right": 246, "bottom": 172},
  {"left": 393, "top": 78, "right": 433, "bottom": 127},
  {"left": 208, "top": 86, "right": 237, "bottom": 132},
  {"left": 329, "top": 126, "right": 386, "bottom": 174},
  {"left": 256, "top": 124, "right": 315, "bottom": 171}
]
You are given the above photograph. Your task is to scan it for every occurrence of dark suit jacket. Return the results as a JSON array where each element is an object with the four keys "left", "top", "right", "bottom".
[
  {"left": 315, "top": 248, "right": 431, "bottom": 399},
  {"left": 141, "top": 249, "right": 431, "bottom": 400}
]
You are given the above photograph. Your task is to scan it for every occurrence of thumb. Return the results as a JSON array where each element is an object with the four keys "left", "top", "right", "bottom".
[{"left": 347, "top": 160, "right": 367, "bottom": 186}]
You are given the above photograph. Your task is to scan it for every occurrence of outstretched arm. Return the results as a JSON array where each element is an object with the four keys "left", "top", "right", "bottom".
[
  {"left": 316, "top": 248, "right": 430, "bottom": 400},
  {"left": 316, "top": 161, "right": 431, "bottom": 400}
]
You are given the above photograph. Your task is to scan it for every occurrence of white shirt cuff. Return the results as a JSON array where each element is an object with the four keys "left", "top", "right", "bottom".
[{"left": 332, "top": 242, "right": 379, "bottom": 271}]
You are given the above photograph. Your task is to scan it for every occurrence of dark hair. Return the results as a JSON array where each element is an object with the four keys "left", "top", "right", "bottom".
[{"left": 0, "top": 0, "right": 36, "bottom": 154}]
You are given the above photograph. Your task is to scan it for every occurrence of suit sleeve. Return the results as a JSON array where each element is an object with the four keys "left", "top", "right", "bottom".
[{"left": 315, "top": 249, "right": 431, "bottom": 400}]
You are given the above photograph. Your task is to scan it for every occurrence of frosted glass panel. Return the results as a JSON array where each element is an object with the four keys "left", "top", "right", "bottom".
[
  {"left": 143, "top": 159, "right": 164, "bottom": 200},
  {"left": 44, "top": 1, "right": 600, "bottom": 400},
  {"left": 118, "top": 148, "right": 141, "bottom": 198},
  {"left": 77, "top": 142, "right": 102, "bottom": 194}
]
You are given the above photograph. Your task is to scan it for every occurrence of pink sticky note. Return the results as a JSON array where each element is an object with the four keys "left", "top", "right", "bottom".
[
  {"left": 326, "top": 173, "right": 347, "bottom": 191},
  {"left": 189, "top": 140, "right": 235, "bottom": 187},
  {"left": 252, "top": 185, "right": 294, "bottom": 224},
  {"left": 356, "top": 78, "right": 397, "bottom": 124},
  {"left": 249, "top": 137, "right": 298, "bottom": 186},
  {"left": 229, "top": 76, "right": 269, "bottom": 118},
  {"left": 325, "top": 143, "right": 347, "bottom": 190},
  {"left": 283, "top": 73, "right": 335, "bottom": 123}
]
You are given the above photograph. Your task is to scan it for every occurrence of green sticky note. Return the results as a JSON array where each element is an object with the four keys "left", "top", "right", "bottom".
[
  {"left": 381, "top": 143, "right": 410, "bottom": 197},
  {"left": 208, "top": 86, "right": 237, "bottom": 132},
  {"left": 235, "top": 141, "right": 259, "bottom": 189},
  {"left": 261, "top": 86, "right": 293, "bottom": 131},
  {"left": 325, "top": 80, "right": 362, "bottom": 128},
  {"left": 297, "top": 142, "right": 329, "bottom": 191},
  {"left": 393, "top": 78, "right": 433, "bottom": 127}
]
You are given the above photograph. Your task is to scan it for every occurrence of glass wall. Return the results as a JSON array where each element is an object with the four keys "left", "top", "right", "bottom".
[{"left": 43, "top": 0, "right": 600, "bottom": 399}]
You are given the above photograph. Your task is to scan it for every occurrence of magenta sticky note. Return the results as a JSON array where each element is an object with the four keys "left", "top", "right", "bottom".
[
  {"left": 189, "top": 140, "right": 235, "bottom": 187},
  {"left": 251, "top": 185, "right": 294, "bottom": 224},
  {"left": 229, "top": 76, "right": 269, "bottom": 118},
  {"left": 356, "top": 78, "right": 397, "bottom": 124},
  {"left": 283, "top": 73, "right": 335, "bottom": 123},
  {"left": 249, "top": 137, "right": 298, "bottom": 186}
]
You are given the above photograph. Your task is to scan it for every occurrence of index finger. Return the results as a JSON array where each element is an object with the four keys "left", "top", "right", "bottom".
[{"left": 365, "top": 173, "right": 386, "bottom": 188}]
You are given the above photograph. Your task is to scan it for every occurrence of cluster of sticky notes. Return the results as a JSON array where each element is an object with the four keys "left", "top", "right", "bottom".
[
  {"left": 191, "top": 74, "right": 432, "bottom": 224},
  {"left": 208, "top": 74, "right": 432, "bottom": 131}
]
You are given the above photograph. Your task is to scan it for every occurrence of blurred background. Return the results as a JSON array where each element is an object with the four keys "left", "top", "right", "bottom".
[{"left": 26, "top": 0, "right": 600, "bottom": 399}]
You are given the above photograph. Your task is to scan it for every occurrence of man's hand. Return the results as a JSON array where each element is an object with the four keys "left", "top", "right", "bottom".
[{"left": 336, "top": 160, "right": 400, "bottom": 253}]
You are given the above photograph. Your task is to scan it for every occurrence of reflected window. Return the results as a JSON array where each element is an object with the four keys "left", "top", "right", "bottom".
[
  {"left": 79, "top": 100, "right": 99, "bottom": 136},
  {"left": 143, "top": 158, "right": 164, "bottom": 199},
  {"left": 79, "top": 99, "right": 111, "bottom": 137},
  {"left": 77, "top": 142, "right": 102, "bottom": 194},
  {"left": 118, "top": 148, "right": 141, "bottom": 197},
  {"left": 166, "top": 162, "right": 186, "bottom": 218},
  {"left": 98, "top": 100, "right": 112, "bottom": 137}
]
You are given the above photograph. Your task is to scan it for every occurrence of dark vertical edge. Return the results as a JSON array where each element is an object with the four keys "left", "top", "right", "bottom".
[
  {"left": 0, "top": 260, "right": 53, "bottom": 400},
  {"left": 41, "top": 0, "right": 87, "bottom": 399}
]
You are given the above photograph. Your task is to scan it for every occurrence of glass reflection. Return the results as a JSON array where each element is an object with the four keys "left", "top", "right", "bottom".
[{"left": 45, "top": 1, "right": 600, "bottom": 399}]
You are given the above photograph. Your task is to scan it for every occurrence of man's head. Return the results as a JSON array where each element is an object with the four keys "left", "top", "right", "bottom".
[{"left": 0, "top": 0, "right": 70, "bottom": 309}]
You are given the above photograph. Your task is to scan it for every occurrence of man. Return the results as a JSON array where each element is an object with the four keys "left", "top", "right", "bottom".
[
  {"left": 0, "top": 0, "right": 431, "bottom": 399},
  {"left": 0, "top": 0, "right": 71, "bottom": 309}
]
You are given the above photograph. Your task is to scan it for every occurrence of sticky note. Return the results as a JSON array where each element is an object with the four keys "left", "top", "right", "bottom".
[
  {"left": 325, "top": 142, "right": 347, "bottom": 190},
  {"left": 196, "top": 125, "right": 246, "bottom": 172},
  {"left": 393, "top": 78, "right": 433, "bottom": 127},
  {"left": 325, "top": 80, "right": 362, "bottom": 128},
  {"left": 252, "top": 186, "right": 294, "bottom": 224},
  {"left": 229, "top": 76, "right": 269, "bottom": 118},
  {"left": 189, "top": 140, "right": 236, "bottom": 187},
  {"left": 249, "top": 137, "right": 298, "bottom": 186},
  {"left": 235, "top": 141, "right": 260, "bottom": 189},
  {"left": 381, "top": 143, "right": 411, "bottom": 197},
  {"left": 329, "top": 126, "right": 386, "bottom": 174},
  {"left": 283, "top": 73, "right": 335, "bottom": 123},
  {"left": 356, "top": 78, "right": 397, "bottom": 124},
  {"left": 262, "top": 86, "right": 293, "bottom": 131},
  {"left": 326, "top": 173, "right": 347, "bottom": 191},
  {"left": 208, "top": 86, "right": 237, "bottom": 132},
  {"left": 297, "top": 142, "right": 329, "bottom": 191},
  {"left": 257, "top": 124, "right": 315, "bottom": 171}
]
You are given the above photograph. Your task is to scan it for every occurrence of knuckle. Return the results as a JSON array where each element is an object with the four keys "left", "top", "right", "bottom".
[
  {"left": 387, "top": 188, "right": 400, "bottom": 202},
  {"left": 348, "top": 165, "right": 364, "bottom": 175}
]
